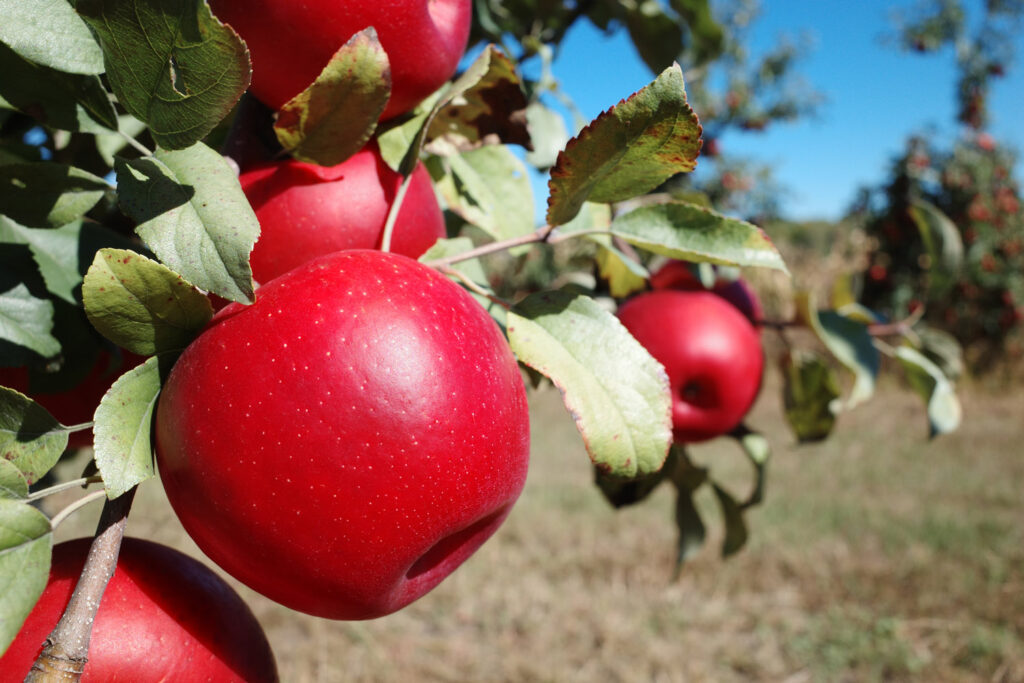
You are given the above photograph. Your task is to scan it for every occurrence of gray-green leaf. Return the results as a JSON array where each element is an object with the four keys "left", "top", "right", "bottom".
[
  {"left": 895, "top": 345, "right": 962, "bottom": 438},
  {"left": 433, "top": 146, "right": 535, "bottom": 247},
  {"left": 0, "top": 41, "right": 116, "bottom": 132},
  {"left": 116, "top": 143, "right": 259, "bottom": 303},
  {"left": 0, "top": 283, "right": 61, "bottom": 359},
  {"left": 83, "top": 248, "right": 213, "bottom": 356},
  {"left": 0, "top": 163, "right": 109, "bottom": 229},
  {"left": 0, "top": 386, "right": 68, "bottom": 485},
  {"left": 781, "top": 349, "right": 840, "bottom": 443},
  {"left": 908, "top": 198, "right": 963, "bottom": 295},
  {"left": 0, "top": 499, "right": 52, "bottom": 655},
  {"left": 507, "top": 290, "right": 672, "bottom": 478},
  {"left": 603, "top": 201, "right": 788, "bottom": 273},
  {"left": 0, "top": 459, "right": 28, "bottom": 499},
  {"left": 0, "top": 0, "right": 104, "bottom": 74},
  {"left": 712, "top": 483, "right": 748, "bottom": 557},
  {"left": 274, "top": 28, "right": 390, "bottom": 167},
  {"left": 546, "top": 63, "right": 701, "bottom": 226},
  {"left": 798, "top": 294, "right": 879, "bottom": 409},
  {"left": 77, "top": 0, "right": 250, "bottom": 150},
  {"left": 93, "top": 355, "right": 161, "bottom": 499}
]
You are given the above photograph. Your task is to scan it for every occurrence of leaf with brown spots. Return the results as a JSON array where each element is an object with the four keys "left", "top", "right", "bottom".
[
  {"left": 274, "top": 28, "right": 391, "bottom": 167},
  {"left": 83, "top": 248, "right": 212, "bottom": 357},
  {"left": 0, "top": 386, "right": 67, "bottom": 485},
  {"left": 546, "top": 63, "right": 702, "bottom": 226}
]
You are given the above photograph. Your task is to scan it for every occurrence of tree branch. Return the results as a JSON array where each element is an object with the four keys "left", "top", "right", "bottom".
[{"left": 26, "top": 487, "right": 137, "bottom": 682}]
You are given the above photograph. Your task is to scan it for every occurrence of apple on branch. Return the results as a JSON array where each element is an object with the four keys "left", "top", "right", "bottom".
[{"left": 155, "top": 249, "right": 530, "bottom": 620}]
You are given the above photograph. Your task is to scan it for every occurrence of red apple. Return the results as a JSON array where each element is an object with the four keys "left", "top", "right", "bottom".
[
  {"left": 617, "top": 290, "right": 763, "bottom": 443},
  {"left": 155, "top": 250, "right": 530, "bottom": 620},
  {"left": 0, "top": 351, "right": 143, "bottom": 453},
  {"left": 650, "top": 261, "right": 764, "bottom": 324},
  {"left": 210, "top": 0, "right": 471, "bottom": 119},
  {"left": 241, "top": 143, "right": 446, "bottom": 285},
  {"left": 0, "top": 538, "right": 277, "bottom": 682}
]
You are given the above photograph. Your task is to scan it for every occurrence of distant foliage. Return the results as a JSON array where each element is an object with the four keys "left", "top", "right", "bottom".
[{"left": 856, "top": 134, "right": 1024, "bottom": 371}]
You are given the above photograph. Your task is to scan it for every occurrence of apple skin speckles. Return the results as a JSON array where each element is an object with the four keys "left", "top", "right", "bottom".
[{"left": 155, "top": 249, "right": 530, "bottom": 620}]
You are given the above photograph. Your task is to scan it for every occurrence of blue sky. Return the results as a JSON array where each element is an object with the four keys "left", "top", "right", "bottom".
[{"left": 523, "top": 1, "right": 1024, "bottom": 221}]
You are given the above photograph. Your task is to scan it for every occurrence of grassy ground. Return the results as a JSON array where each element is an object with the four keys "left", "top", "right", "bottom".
[{"left": 49, "top": 366, "right": 1024, "bottom": 682}]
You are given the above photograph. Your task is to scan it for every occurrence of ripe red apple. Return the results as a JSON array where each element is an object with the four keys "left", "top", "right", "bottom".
[
  {"left": 210, "top": 0, "right": 471, "bottom": 119},
  {"left": 0, "top": 538, "right": 277, "bottom": 682},
  {"left": 650, "top": 261, "right": 764, "bottom": 324},
  {"left": 240, "top": 143, "right": 446, "bottom": 285},
  {"left": 0, "top": 351, "right": 143, "bottom": 453},
  {"left": 155, "top": 250, "right": 530, "bottom": 620},
  {"left": 617, "top": 290, "right": 763, "bottom": 443}
]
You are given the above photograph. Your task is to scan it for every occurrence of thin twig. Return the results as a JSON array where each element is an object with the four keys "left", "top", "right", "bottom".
[
  {"left": 48, "top": 490, "right": 107, "bottom": 531},
  {"left": 27, "top": 488, "right": 137, "bottom": 682}
]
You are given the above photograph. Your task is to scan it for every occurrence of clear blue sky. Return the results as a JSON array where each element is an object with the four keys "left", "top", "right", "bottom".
[{"left": 520, "top": 1, "right": 1024, "bottom": 221}]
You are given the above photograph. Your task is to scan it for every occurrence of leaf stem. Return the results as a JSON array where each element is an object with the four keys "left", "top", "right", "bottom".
[
  {"left": 28, "top": 488, "right": 137, "bottom": 682},
  {"left": 436, "top": 265, "right": 512, "bottom": 310},
  {"left": 29, "top": 477, "right": 104, "bottom": 503},
  {"left": 118, "top": 130, "right": 153, "bottom": 158},
  {"left": 48, "top": 490, "right": 107, "bottom": 531},
  {"left": 424, "top": 224, "right": 606, "bottom": 269},
  {"left": 381, "top": 172, "right": 414, "bottom": 253}
]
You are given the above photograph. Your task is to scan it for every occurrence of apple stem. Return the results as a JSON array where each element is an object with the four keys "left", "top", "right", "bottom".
[
  {"left": 381, "top": 171, "right": 414, "bottom": 253},
  {"left": 26, "top": 487, "right": 137, "bottom": 683}
]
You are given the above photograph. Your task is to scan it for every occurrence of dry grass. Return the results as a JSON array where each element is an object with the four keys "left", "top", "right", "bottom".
[{"left": 46, "top": 366, "right": 1024, "bottom": 682}]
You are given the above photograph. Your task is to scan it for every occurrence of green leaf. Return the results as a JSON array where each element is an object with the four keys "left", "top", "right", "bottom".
[
  {"left": 915, "top": 324, "right": 965, "bottom": 382},
  {"left": 907, "top": 198, "right": 963, "bottom": 295},
  {"left": 93, "top": 355, "right": 161, "bottom": 499},
  {"left": 0, "top": 499, "right": 52, "bottom": 656},
  {"left": 596, "top": 245, "right": 649, "bottom": 298},
  {"left": 600, "top": 201, "right": 788, "bottom": 273},
  {"left": 798, "top": 294, "right": 879, "bottom": 409},
  {"left": 116, "top": 143, "right": 259, "bottom": 303},
  {"left": 0, "top": 0, "right": 104, "bottom": 74},
  {"left": 546, "top": 63, "right": 701, "bottom": 226},
  {"left": 0, "top": 41, "right": 116, "bottom": 132},
  {"left": 525, "top": 102, "right": 569, "bottom": 170},
  {"left": 0, "top": 386, "right": 67, "bottom": 485},
  {"left": 0, "top": 217, "right": 145, "bottom": 306},
  {"left": 83, "top": 248, "right": 213, "bottom": 356},
  {"left": 434, "top": 146, "right": 535, "bottom": 246},
  {"left": 0, "top": 283, "right": 60, "bottom": 360},
  {"left": 0, "top": 163, "right": 109, "bottom": 229},
  {"left": 670, "top": 0, "right": 725, "bottom": 63},
  {"left": 731, "top": 424, "right": 770, "bottom": 508},
  {"left": 506, "top": 290, "right": 672, "bottom": 478},
  {"left": 622, "top": 1, "right": 684, "bottom": 74},
  {"left": 423, "top": 46, "right": 531, "bottom": 156},
  {"left": 95, "top": 115, "right": 148, "bottom": 167},
  {"left": 77, "top": 0, "right": 250, "bottom": 150},
  {"left": 712, "top": 483, "right": 748, "bottom": 557},
  {"left": 0, "top": 459, "right": 29, "bottom": 499},
  {"left": 377, "top": 45, "right": 529, "bottom": 175},
  {"left": 895, "top": 346, "right": 962, "bottom": 438},
  {"left": 594, "top": 447, "right": 675, "bottom": 509},
  {"left": 673, "top": 486, "right": 705, "bottom": 574},
  {"left": 781, "top": 349, "right": 840, "bottom": 443},
  {"left": 273, "top": 28, "right": 390, "bottom": 167}
]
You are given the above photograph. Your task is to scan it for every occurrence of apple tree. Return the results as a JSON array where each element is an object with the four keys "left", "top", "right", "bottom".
[{"left": 0, "top": 0, "right": 964, "bottom": 678}]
